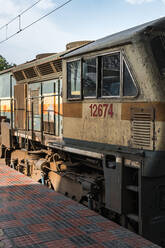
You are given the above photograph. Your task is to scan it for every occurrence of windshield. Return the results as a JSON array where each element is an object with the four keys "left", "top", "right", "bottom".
[{"left": 151, "top": 34, "right": 165, "bottom": 76}]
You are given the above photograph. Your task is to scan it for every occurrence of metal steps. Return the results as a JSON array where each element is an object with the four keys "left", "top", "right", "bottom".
[
  {"left": 126, "top": 185, "right": 138, "bottom": 192},
  {"left": 127, "top": 213, "right": 139, "bottom": 222}
]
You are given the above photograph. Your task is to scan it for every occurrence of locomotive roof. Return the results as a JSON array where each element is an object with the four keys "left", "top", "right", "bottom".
[
  {"left": 12, "top": 50, "right": 66, "bottom": 72},
  {"left": 0, "top": 67, "right": 14, "bottom": 75},
  {"left": 63, "top": 16, "right": 165, "bottom": 58}
]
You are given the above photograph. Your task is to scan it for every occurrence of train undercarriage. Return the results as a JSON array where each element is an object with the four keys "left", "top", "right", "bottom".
[{"left": 3, "top": 139, "right": 105, "bottom": 213}]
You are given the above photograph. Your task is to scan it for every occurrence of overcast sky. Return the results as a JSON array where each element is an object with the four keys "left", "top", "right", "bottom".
[{"left": 0, "top": 0, "right": 165, "bottom": 65}]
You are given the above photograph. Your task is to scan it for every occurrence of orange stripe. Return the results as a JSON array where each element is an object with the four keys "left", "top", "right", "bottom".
[
  {"left": 122, "top": 102, "right": 165, "bottom": 121},
  {"left": 63, "top": 103, "right": 82, "bottom": 118}
]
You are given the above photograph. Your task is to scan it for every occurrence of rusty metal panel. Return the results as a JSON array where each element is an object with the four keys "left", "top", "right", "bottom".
[
  {"left": 14, "top": 84, "right": 27, "bottom": 129},
  {"left": 63, "top": 102, "right": 82, "bottom": 118},
  {"left": 0, "top": 116, "right": 6, "bottom": 134},
  {"left": 1, "top": 122, "right": 11, "bottom": 148}
]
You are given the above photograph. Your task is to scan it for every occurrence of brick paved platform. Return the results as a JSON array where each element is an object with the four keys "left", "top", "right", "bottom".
[{"left": 0, "top": 160, "right": 160, "bottom": 248}]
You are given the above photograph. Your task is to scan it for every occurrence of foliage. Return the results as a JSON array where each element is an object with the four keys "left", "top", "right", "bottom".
[{"left": 0, "top": 55, "right": 15, "bottom": 71}]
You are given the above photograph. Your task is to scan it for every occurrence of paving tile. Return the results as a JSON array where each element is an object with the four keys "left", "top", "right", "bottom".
[
  {"left": 33, "top": 208, "right": 54, "bottom": 216},
  {"left": 37, "top": 230, "right": 63, "bottom": 242},
  {"left": 79, "top": 224, "right": 103, "bottom": 234},
  {"left": 12, "top": 234, "right": 40, "bottom": 247},
  {"left": 42, "top": 214, "right": 61, "bottom": 222},
  {"left": 0, "top": 220, "right": 22, "bottom": 229},
  {"left": 17, "top": 245, "right": 43, "bottom": 248},
  {"left": 60, "top": 210, "right": 80, "bottom": 219},
  {"left": 69, "top": 217, "right": 91, "bottom": 227},
  {"left": 78, "top": 209, "right": 99, "bottom": 217},
  {"left": 0, "top": 239, "right": 13, "bottom": 248},
  {"left": 67, "top": 204, "right": 87, "bottom": 211},
  {"left": 0, "top": 214, "right": 16, "bottom": 222},
  {"left": 90, "top": 231, "right": 117, "bottom": 243},
  {"left": 43, "top": 239, "right": 76, "bottom": 248},
  {"left": 109, "top": 228, "right": 135, "bottom": 238},
  {"left": 49, "top": 219, "right": 73, "bottom": 229},
  {"left": 20, "top": 216, "right": 44, "bottom": 225},
  {"left": 69, "top": 234, "right": 97, "bottom": 247},
  {"left": 84, "top": 245, "right": 105, "bottom": 248},
  {"left": 59, "top": 227, "right": 85, "bottom": 238},
  {"left": 4, "top": 226, "right": 33, "bottom": 238},
  {"left": 103, "top": 239, "right": 133, "bottom": 248},
  {"left": 27, "top": 223, "right": 53, "bottom": 233}
]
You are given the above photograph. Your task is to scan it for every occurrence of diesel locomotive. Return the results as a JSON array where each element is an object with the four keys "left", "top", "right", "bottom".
[{"left": 1, "top": 17, "right": 165, "bottom": 246}]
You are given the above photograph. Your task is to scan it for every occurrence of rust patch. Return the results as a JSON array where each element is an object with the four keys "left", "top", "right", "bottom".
[
  {"left": 122, "top": 102, "right": 165, "bottom": 121},
  {"left": 14, "top": 84, "right": 27, "bottom": 129},
  {"left": 63, "top": 102, "right": 82, "bottom": 118}
]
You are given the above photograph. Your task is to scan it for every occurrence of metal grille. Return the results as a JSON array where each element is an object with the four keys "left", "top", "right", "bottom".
[
  {"left": 13, "top": 71, "right": 25, "bottom": 81},
  {"left": 131, "top": 108, "right": 154, "bottom": 150},
  {"left": 24, "top": 67, "right": 37, "bottom": 78},
  {"left": 53, "top": 59, "right": 62, "bottom": 72},
  {"left": 37, "top": 62, "right": 54, "bottom": 76}
]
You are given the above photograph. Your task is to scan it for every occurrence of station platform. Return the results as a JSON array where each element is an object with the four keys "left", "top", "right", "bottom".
[{"left": 0, "top": 160, "right": 160, "bottom": 248}]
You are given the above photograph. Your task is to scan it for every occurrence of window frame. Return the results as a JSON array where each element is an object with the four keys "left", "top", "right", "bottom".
[
  {"left": 27, "top": 79, "right": 59, "bottom": 134},
  {"left": 122, "top": 53, "right": 139, "bottom": 99},
  {"left": 100, "top": 51, "right": 121, "bottom": 99},
  {"left": 83, "top": 56, "right": 98, "bottom": 99},
  {"left": 67, "top": 58, "right": 82, "bottom": 101},
  {"left": 66, "top": 50, "right": 138, "bottom": 101},
  {"left": 149, "top": 33, "right": 165, "bottom": 77}
]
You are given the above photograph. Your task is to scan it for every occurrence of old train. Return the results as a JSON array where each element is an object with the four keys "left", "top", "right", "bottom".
[{"left": 0, "top": 17, "right": 165, "bottom": 246}]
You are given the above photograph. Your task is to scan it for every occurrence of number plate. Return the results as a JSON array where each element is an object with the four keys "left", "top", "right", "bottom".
[{"left": 89, "top": 104, "right": 113, "bottom": 118}]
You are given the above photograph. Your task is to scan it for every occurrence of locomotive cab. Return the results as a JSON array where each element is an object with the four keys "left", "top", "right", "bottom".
[{"left": 62, "top": 17, "right": 165, "bottom": 246}]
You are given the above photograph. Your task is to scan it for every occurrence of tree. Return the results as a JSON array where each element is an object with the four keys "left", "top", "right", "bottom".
[{"left": 0, "top": 55, "right": 15, "bottom": 71}]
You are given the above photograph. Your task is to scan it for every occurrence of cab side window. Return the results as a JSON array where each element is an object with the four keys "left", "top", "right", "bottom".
[
  {"left": 67, "top": 60, "right": 81, "bottom": 99},
  {"left": 123, "top": 60, "right": 137, "bottom": 96},
  {"left": 151, "top": 35, "right": 165, "bottom": 76},
  {"left": 102, "top": 53, "right": 120, "bottom": 97},
  {"left": 83, "top": 58, "right": 97, "bottom": 98}
]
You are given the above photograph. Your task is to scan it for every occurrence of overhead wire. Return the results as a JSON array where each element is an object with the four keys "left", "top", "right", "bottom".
[
  {"left": 21, "top": 0, "right": 72, "bottom": 32},
  {"left": 0, "top": 0, "right": 72, "bottom": 45},
  {"left": 0, "top": 0, "right": 43, "bottom": 31}
]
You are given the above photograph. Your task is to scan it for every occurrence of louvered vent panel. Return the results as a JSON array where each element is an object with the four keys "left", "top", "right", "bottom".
[
  {"left": 37, "top": 62, "right": 54, "bottom": 76},
  {"left": 53, "top": 59, "right": 62, "bottom": 72},
  {"left": 131, "top": 108, "right": 154, "bottom": 150},
  {"left": 14, "top": 71, "right": 25, "bottom": 81},
  {"left": 24, "top": 67, "right": 37, "bottom": 78}
]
